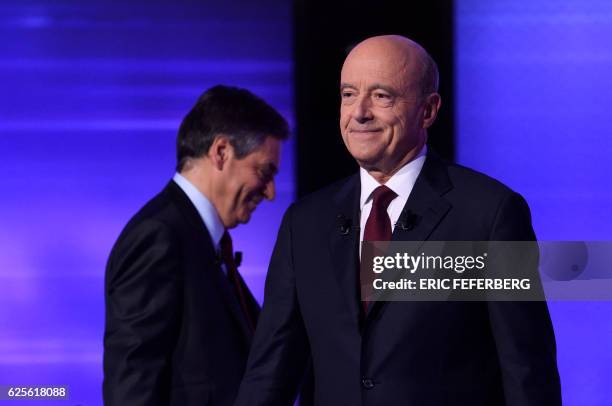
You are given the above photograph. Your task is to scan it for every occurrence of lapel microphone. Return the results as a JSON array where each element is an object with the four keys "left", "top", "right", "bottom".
[
  {"left": 336, "top": 214, "right": 352, "bottom": 235},
  {"left": 396, "top": 210, "right": 418, "bottom": 231}
]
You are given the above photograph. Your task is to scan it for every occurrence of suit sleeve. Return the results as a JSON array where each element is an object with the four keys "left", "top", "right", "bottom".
[
  {"left": 234, "top": 205, "right": 311, "bottom": 406},
  {"left": 103, "top": 219, "right": 182, "bottom": 406},
  {"left": 486, "top": 192, "right": 562, "bottom": 406}
]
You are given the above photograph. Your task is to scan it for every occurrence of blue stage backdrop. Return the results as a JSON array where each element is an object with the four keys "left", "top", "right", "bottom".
[
  {"left": 456, "top": 1, "right": 612, "bottom": 404},
  {"left": 0, "top": 1, "right": 292, "bottom": 405}
]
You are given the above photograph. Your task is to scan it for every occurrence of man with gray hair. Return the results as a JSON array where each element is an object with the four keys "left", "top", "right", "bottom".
[
  {"left": 104, "top": 85, "right": 289, "bottom": 405},
  {"left": 235, "top": 36, "right": 561, "bottom": 405}
]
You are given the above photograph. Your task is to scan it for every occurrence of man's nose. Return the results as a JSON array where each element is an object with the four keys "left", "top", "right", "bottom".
[
  {"left": 353, "top": 95, "right": 373, "bottom": 123},
  {"left": 263, "top": 179, "right": 276, "bottom": 201}
]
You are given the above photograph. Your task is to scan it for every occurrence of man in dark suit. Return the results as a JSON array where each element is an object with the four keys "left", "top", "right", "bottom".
[
  {"left": 103, "top": 85, "right": 289, "bottom": 405},
  {"left": 235, "top": 36, "right": 561, "bottom": 405}
]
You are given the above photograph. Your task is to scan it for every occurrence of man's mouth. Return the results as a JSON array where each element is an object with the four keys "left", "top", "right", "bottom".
[
  {"left": 349, "top": 128, "right": 382, "bottom": 133},
  {"left": 349, "top": 128, "right": 383, "bottom": 139}
]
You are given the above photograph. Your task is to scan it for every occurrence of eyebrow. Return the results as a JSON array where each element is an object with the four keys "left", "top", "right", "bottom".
[
  {"left": 340, "top": 82, "right": 397, "bottom": 95},
  {"left": 368, "top": 83, "right": 397, "bottom": 95},
  {"left": 340, "top": 83, "right": 358, "bottom": 91}
]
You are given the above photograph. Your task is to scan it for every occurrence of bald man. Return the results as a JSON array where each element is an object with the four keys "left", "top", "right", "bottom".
[{"left": 235, "top": 36, "right": 561, "bottom": 406}]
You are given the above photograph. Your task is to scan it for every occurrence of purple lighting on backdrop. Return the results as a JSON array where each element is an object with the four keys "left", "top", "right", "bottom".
[
  {"left": 456, "top": 1, "right": 612, "bottom": 405},
  {"left": 0, "top": 1, "right": 292, "bottom": 405}
]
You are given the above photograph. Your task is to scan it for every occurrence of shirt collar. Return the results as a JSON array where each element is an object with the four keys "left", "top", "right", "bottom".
[
  {"left": 172, "top": 173, "right": 225, "bottom": 247},
  {"left": 359, "top": 145, "right": 427, "bottom": 209}
]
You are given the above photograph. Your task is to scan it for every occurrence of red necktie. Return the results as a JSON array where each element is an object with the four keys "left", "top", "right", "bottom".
[
  {"left": 220, "top": 231, "right": 255, "bottom": 333},
  {"left": 361, "top": 185, "right": 397, "bottom": 309}
]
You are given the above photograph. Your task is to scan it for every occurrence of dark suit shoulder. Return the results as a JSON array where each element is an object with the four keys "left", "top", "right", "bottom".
[
  {"left": 443, "top": 161, "right": 531, "bottom": 215},
  {"left": 107, "top": 183, "right": 192, "bottom": 269},
  {"left": 125, "top": 186, "right": 180, "bottom": 228},
  {"left": 444, "top": 161, "right": 517, "bottom": 199},
  {"left": 116, "top": 182, "right": 195, "bottom": 243},
  {"left": 107, "top": 197, "right": 176, "bottom": 267},
  {"left": 437, "top": 160, "right": 534, "bottom": 240},
  {"left": 292, "top": 174, "right": 357, "bottom": 213}
]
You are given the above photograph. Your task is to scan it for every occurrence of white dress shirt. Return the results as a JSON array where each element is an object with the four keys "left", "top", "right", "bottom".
[
  {"left": 359, "top": 145, "right": 427, "bottom": 254},
  {"left": 172, "top": 173, "right": 225, "bottom": 250}
]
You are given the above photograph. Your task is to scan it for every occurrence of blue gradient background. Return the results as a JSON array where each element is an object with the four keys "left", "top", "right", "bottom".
[
  {"left": 2, "top": 0, "right": 611, "bottom": 405},
  {"left": 456, "top": 1, "right": 612, "bottom": 404},
  {"left": 0, "top": 1, "right": 292, "bottom": 405}
]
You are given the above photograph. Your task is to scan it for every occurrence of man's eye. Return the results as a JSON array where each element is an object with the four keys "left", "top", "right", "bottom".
[
  {"left": 341, "top": 91, "right": 355, "bottom": 98},
  {"left": 374, "top": 93, "right": 391, "bottom": 99}
]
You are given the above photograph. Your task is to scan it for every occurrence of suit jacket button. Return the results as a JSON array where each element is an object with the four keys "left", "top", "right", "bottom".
[{"left": 362, "top": 378, "right": 375, "bottom": 389}]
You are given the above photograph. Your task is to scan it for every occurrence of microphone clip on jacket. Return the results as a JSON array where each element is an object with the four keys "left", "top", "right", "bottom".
[
  {"left": 337, "top": 214, "right": 352, "bottom": 235},
  {"left": 396, "top": 210, "right": 418, "bottom": 231}
]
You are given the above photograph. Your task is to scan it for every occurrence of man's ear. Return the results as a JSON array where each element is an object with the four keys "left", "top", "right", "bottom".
[
  {"left": 208, "top": 135, "right": 233, "bottom": 170},
  {"left": 422, "top": 93, "right": 442, "bottom": 129}
]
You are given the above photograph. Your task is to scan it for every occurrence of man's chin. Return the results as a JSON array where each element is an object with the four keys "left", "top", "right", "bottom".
[
  {"left": 237, "top": 211, "right": 253, "bottom": 225},
  {"left": 354, "top": 156, "right": 384, "bottom": 172},
  {"left": 348, "top": 147, "right": 384, "bottom": 165},
  {"left": 230, "top": 202, "right": 262, "bottom": 226}
]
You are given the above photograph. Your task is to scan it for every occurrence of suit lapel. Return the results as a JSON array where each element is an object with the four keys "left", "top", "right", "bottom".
[
  {"left": 209, "top": 257, "right": 255, "bottom": 345},
  {"left": 365, "top": 151, "right": 453, "bottom": 322},
  {"left": 165, "top": 181, "right": 254, "bottom": 345},
  {"left": 237, "top": 271, "right": 261, "bottom": 322},
  {"left": 329, "top": 175, "right": 362, "bottom": 326}
]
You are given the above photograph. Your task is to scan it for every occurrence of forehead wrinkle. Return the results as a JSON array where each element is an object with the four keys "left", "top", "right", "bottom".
[
  {"left": 345, "top": 57, "right": 417, "bottom": 96},
  {"left": 344, "top": 37, "right": 428, "bottom": 94}
]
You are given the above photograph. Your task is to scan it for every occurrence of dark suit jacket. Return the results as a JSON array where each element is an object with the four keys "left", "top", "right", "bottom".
[
  {"left": 103, "top": 180, "right": 259, "bottom": 406},
  {"left": 235, "top": 151, "right": 561, "bottom": 406}
]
